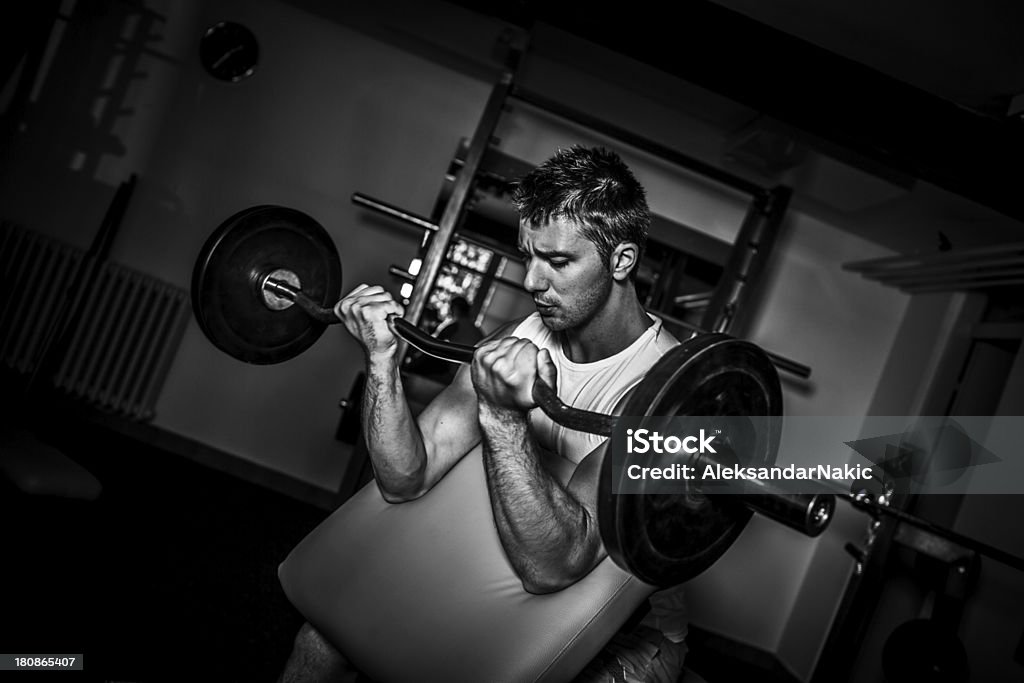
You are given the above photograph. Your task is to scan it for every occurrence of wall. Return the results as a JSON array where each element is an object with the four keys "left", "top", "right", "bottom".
[
  {"left": 146, "top": 0, "right": 502, "bottom": 489},
  {"left": 954, "top": 354, "right": 1024, "bottom": 682},
  {"left": 2, "top": 0, "right": 504, "bottom": 490}
]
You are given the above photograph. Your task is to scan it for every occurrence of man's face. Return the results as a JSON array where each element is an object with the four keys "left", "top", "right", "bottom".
[{"left": 518, "top": 217, "right": 612, "bottom": 332}]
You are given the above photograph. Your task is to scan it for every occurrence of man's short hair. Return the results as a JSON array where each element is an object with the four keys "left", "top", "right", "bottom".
[{"left": 511, "top": 146, "right": 650, "bottom": 277}]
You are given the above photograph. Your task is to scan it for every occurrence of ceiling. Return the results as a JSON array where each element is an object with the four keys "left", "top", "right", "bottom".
[
  {"left": 447, "top": 0, "right": 1024, "bottom": 226},
  {"left": 709, "top": 0, "right": 1024, "bottom": 119}
]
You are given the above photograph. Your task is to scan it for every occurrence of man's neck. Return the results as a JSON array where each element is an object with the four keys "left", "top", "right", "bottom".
[{"left": 560, "top": 289, "right": 653, "bottom": 364}]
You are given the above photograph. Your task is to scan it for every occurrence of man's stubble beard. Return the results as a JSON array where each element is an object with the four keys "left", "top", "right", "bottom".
[{"left": 539, "top": 271, "right": 614, "bottom": 333}]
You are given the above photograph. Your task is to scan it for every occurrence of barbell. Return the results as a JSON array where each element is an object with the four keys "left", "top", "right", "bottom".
[
  {"left": 191, "top": 204, "right": 833, "bottom": 586},
  {"left": 190, "top": 205, "right": 1024, "bottom": 588}
]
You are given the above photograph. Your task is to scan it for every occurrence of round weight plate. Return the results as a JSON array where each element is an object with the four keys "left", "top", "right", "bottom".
[
  {"left": 599, "top": 334, "right": 783, "bottom": 587},
  {"left": 192, "top": 205, "right": 342, "bottom": 364}
]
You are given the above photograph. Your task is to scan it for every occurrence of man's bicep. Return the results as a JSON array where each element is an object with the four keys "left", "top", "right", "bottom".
[
  {"left": 564, "top": 384, "right": 642, "bottom": 564},
  {"left": 566, "top": 444, "right": 605, "bottom": 527},
  {"left": 558, "top": 444, "right": 608, "bottom": 585},
  {"left": 416, "top": 364, "right": 481, "bottom": 483}
]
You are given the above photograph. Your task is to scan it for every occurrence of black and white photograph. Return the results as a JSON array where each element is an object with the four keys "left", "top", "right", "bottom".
[{"left": 2, "top": 1, "right": 1024, "bottom": 681}]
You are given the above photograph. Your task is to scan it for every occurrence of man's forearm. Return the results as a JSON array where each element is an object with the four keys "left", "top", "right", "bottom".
[
  {"left": 361, "top": 353, "right": 427, "bottom": 501},
  {"left": 478, "top": 404, "right": 599, "bottom": 592}
]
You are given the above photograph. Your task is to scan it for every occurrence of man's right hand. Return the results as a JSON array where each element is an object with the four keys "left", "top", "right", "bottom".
[{"left": 334, "top": 284, "right": 405, "bottom": 358}]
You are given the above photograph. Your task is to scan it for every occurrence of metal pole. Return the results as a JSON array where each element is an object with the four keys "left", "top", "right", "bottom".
[
  {"left": 351, "top": 192, "right": 439, "bottom": 232},
  {"left": 701, "top": 186, "right": 791, "bottom": 335},
  {"left": 351, "top": 192, "right": 524, "bottom": 263},
  {"left": 656, "top": 310, "right": 811, "bottom": 379},
  {"left": 401, "top": 71, "right": 515, "bottom": 342}
]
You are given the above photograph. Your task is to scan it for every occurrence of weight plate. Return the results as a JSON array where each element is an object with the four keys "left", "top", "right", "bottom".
[
  {"left": 598, "top": 334, "right": 783, "bottom": 587},
  {"left": 192, "top": 205, "right": 342, "bottom": 364}
]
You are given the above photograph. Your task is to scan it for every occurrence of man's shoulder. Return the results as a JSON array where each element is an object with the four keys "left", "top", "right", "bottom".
[{"left": 648, "top": 315, "right": 684, "bottom": 354}]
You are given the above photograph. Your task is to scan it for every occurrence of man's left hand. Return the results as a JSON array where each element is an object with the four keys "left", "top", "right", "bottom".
[{"left": 471, "top": 337, "right": 557, "bottom": 413}]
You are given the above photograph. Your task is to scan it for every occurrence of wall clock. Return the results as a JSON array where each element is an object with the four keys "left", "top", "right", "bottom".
[{"left": 200, "top": 21, "right": 258, "bottom": 83}]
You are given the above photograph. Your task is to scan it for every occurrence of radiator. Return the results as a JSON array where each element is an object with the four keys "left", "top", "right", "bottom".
[{"left": 0, "top": 221, "right": 190, "bottom": 420}]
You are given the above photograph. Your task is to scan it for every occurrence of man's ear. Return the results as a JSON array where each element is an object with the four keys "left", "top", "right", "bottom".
[{"left": 610, "top": 242, "right": 639, "bottom": 281}]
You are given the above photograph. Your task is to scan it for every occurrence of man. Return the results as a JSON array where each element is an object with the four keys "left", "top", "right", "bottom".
[{"left": 279, "top": 146, "right": 687, "bottom": 682}]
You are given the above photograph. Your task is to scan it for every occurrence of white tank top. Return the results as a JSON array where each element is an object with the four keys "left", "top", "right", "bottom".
[
  {"left": 512, "top": 312, "right": 681, "bottom": 465},
  {"left": 511, "top": 311, "right": 690, "bottom": 643}
]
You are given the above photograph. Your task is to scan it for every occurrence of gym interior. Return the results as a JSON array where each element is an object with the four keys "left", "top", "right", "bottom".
[{"left": 2, "top": 1, "right": 1024, "bottom": 681}]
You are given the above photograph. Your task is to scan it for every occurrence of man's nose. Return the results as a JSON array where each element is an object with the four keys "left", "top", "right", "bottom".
[{"left": 522, "top": 260, "right": 546, "bottom": 293}]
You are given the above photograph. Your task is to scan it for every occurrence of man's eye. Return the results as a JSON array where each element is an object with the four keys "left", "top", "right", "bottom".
[{"left": 550, "top": 260, "right": 569, "bottom": 269}]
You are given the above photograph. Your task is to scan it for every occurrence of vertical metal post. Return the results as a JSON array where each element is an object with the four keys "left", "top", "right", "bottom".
[
  {"left": 700, "top": 186, "right": 791, "bottom": 335},
  {"left": 399, "top": 70, "right": 515, "bottom": 359}
]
